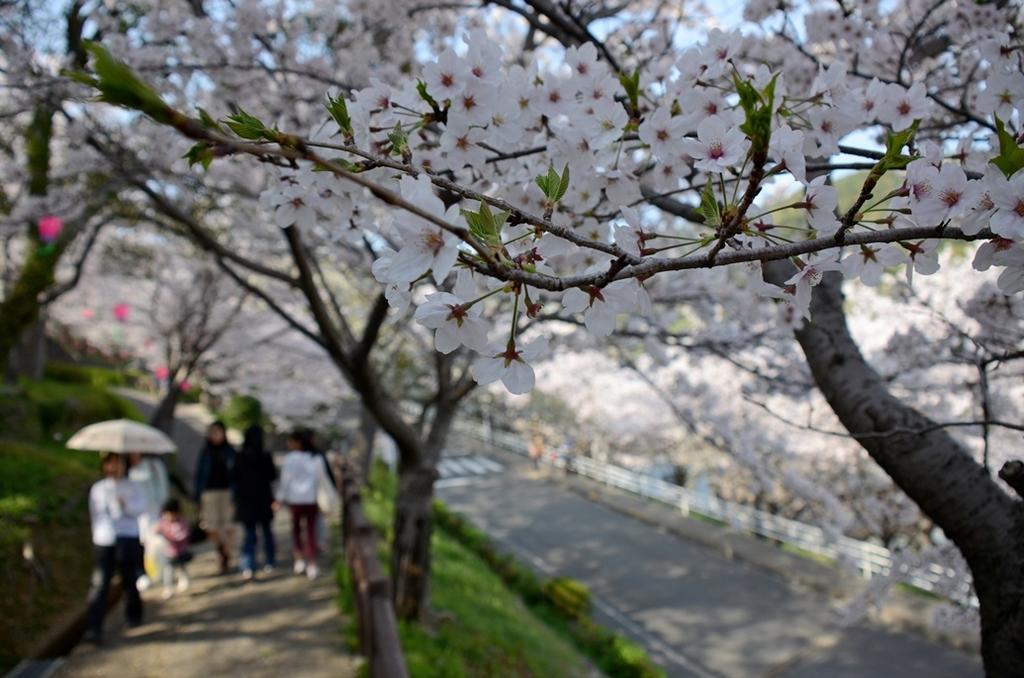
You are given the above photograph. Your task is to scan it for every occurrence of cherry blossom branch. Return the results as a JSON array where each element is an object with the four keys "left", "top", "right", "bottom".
[
  {"left": 306, "top": 138, "right": 644, "bottom": 263},
  {"left": 147, "top": 116, "right": 499, "bottom": 264},
  {"left": 480, "top": 224, "right": 994, "bottom": 291},
  {"left": 213, "top": 257, "right": 326, "bottom": 349}
]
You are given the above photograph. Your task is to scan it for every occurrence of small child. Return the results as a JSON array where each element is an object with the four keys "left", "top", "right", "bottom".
[{"left": 155, "top": 498, "right": 192, "bottom": 599}]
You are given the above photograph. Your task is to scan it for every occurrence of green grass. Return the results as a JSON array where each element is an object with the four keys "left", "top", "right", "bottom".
[
  {"left": 895, "top": 581, "right": 945, "bottom": 602},
  {"left": 336, "top": 468, "right": 593, "bottom": 677},
  {"left": 780, "top": 541, "right": 836, "bottom": 566},
  {"left": 0, "top": 374, "right": 144, "bottom": 671}
]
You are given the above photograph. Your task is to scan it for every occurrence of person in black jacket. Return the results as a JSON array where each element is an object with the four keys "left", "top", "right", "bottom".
[
  {"left": 194, "top": 421, "right": 237, "bottom": 574},
  {"left": 234, "top": 424, "right": 277, "bottom": 579}
]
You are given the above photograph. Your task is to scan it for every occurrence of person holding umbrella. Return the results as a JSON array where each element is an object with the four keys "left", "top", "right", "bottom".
[
  {"left": 85, "top": 453, "right": 146, "bottom": 643},
  {"left": 66, "top": 418, "right": 178, "bottom": 643}
]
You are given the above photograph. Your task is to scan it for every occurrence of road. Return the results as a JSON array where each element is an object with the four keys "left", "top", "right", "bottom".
[{"left": 437, "top": 461, "right": 982, "bottom": 678}]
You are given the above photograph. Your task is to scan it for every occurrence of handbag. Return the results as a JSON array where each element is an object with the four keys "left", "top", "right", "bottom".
[{"left": 315, "top": 458, "right": 339, "bottom": 514}]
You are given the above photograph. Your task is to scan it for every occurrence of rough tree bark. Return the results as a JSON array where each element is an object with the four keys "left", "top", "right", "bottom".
[
  {"left": 354, "top": 404, "right": 378, "bottom": 483},
  {"left": 390, "top": 395, "right": 458, "bottom": 620},
  {"left": 767, "top": 264, "right": 1024, "bottom": 675}
]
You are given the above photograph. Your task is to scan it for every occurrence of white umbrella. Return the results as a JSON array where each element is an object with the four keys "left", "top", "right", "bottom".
[{"left": 66, "top": 419, "right": 177, "bottom": 454}]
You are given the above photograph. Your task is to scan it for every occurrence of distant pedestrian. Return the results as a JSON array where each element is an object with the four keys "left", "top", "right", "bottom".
[
  {"left": 154, "top": 498, "right": 192, "bottom": 599},
  {"left": 299, "top": 428, "right": 336, "bottom": 554},
  {"left": 194, "top": 421, "right": 237, "bottom": 574},
  {"left": 528, "top": 434, "right": 544, "bottom": 469},
  {"left": 277, "top": 431, "right": 334, "bottom": 580},
  {"left": 85, "top": 453, "right": 146, "bottom": 644},
  {"left": 234, "top": 424, "right": 277, "bottom": 580}
]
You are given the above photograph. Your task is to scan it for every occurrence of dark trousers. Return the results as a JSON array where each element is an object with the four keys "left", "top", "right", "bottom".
[
  {"left": 241, "top": 520, "right": 276, "bottom": 571},
  {"left": 289, "top": 504, "right": 318, "bottom": 562},
  {"left": 86, "top": 537, "right": 143, "bottom": 637}
]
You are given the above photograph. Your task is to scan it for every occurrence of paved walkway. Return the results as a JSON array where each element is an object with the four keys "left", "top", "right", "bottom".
[
  {"left": 437, "top": 459, "right": 983, "bottom": 678},
  {"left": 56, "top": 510, "right": 358, "bottom": 678}
]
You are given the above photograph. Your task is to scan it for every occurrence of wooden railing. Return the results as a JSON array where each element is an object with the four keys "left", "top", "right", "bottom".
[{"left": 336, "top": 462, "right": 408, "bottom": 678}]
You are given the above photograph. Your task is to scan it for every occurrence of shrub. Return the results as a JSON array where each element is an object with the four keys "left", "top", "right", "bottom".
[
  {"left": 543, "top": 577, "right": 591, "bottom": 620},
  {"left": 219, "top": 394, "right": 264, "bottom": 429}
]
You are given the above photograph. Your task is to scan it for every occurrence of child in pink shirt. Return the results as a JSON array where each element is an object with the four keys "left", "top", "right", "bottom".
[{"left": 155, "top": 498, "right": 192, "bottom": 599}]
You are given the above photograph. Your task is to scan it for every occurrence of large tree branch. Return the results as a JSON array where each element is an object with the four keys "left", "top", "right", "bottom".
[
  {"left": 355, "top": 292, "right": 389, "bottom": 365},
  {"left": 213, "top": 257, "right": 325, "bottom": 349}
]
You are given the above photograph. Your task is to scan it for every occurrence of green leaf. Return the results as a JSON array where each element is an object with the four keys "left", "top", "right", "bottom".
[
  {"left": 461, "top": 201, "right": 507, "bottom": 249},
  {"left": 991, "top": 116, "right": 1024, "bottom": 178},
  {"left": 698, "top": 182, "right": 720, "bottom": 227},
  {"left": 196, "top": 107, "right": 221, "bottom": 130},
  {"left": 535, "top": 165, "right": 570, "bottom": 204},
  {"left": 618, "top": 68, "right": 641, "bottom": 112},
  {"left": 387, "top": 122, "right": 408, "bottom": 155},
  {"left": 534, "top": 168, "right": 552, "bottom": 198},
  {"left": 555, "top": 164, "right": 570, "bottom": 202},
  {"left": 879, "top": 119, "right": 920, "bottom": 171},
  {"left": 325, "top": 94, "right": 352, "bottom": 136},
  {"left": 222, "top": 109, "right": 272, "bottom": 141},
  {"left": 734, "top": 73, "right": 777, "bottom": 155},
  {"left": 183, "top": 142, "right": 215, "bottom": 170},
  {"left": 70, "top": 42, "right": 172, "bottom": 123},
  {"left": 416, "top": 80, "right": 438, "bottom": 108}
]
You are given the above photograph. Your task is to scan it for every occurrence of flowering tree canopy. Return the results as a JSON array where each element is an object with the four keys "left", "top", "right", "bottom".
[{"left": 66, "top": 3, "right": 1024, "bottom": 397}]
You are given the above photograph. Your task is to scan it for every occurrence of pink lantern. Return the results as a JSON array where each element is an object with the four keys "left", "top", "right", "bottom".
[
  {"left": 113, "top": 303, "right": 130, "bottom": 323},
  {"left": 178, "top": 380, "right": 191, "bottom": 392},
  {"left": 37, "top": 215, "right": 63, "bottom": 244},
  {"left": 154, "top": 366, "right": 170, "bottom": 380},
  {"left": 81, "top": 308, "right": 95, "bottom": 319}
]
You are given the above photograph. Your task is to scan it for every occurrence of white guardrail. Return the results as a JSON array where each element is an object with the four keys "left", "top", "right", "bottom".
[{"left": 451, "top": 421, "right": 976, "bottom": 607}]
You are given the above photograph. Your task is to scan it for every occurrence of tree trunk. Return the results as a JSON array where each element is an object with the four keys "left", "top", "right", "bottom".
[
  {"left": 767, "top": 265, "right": 1024, "bottom": 675},
  {"left": 6, "top": 316, "right": 47, "bottom": 380},
  {"left": 0, "top": 249, "right": 60, "bottom": 377},
  {"left": 391, "top": 455, "right": 438, "bottom": 621},
  {"left": 149, "top": 383, "right": 181, "bottom": 435},
  {"left": 389, "top": 400, "right": 456, "bottom": 621},
  {"left": 354, "top": 404, "right": 378, "bottom": 483}
]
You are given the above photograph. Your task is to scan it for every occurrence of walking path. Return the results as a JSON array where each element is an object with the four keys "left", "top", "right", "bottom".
[
  {"left": 437, "top": 455, "right": 982, "bottom": 678},
  {"left": 55, "top": 506, "right": 357, "bottom": 678}
]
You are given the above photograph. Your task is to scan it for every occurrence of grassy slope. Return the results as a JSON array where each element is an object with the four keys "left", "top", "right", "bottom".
[
  {"left": 337, "top": 469, "right": 592, "bottom": 678},
  {"left": 0, "top": 375, "right": 142, "bottom": 671}
]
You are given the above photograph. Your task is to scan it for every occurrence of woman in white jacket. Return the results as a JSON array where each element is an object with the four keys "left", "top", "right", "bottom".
[{"left": 276, "top": 431, "right": 332, "bottom": 579}]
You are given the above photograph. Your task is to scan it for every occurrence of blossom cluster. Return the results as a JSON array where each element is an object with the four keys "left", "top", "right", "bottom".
[{"left": 239, "top": 11, "right": 1024, "bottom": 394}]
